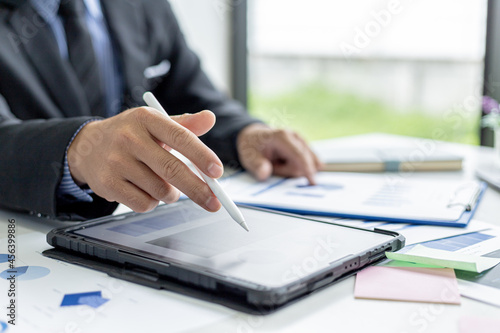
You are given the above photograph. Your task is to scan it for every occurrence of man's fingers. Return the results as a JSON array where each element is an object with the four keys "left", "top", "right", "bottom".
[
  {"left": 130, "top": 142, "right": 220, "bottom": 211},
  {"left": 170, "top": 110, "right": 216, "bottom": 136},
  {"left": 293, "top": 132, "right": 324, "bottom": 171},
  {"left": 124, "top": 161, "right": 181, "bottom": 204},
  {"left": 141, "top": 108, "right": 223, "bottom": 179},
  {"left": 129, "top": 108, "right": 222, "bottom": 211},
  {"left": 100, "top": 178, "right": 160, "bottom": 213},
  {"left": 241, "top": 149, "right": 273, "bottom": 181},
  {"left": 236, "top": 124, "right": 320, "bottom": 184},
  {"left": 272, "top": 155, "right": 317, "bottom": 185},
  {"left": 153, "top": 111, "right": 215, "bottom": 152},
  {"left": 68, "top": 107, "right": 225, "bottom": 213},
  {"left": 272, "top": 130, "right": 317, "bottom": 184}
]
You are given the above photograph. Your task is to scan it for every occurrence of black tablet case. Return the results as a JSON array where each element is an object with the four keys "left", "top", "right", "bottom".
[{"left": 44, "top": 209, "right": 405, "bottom": 315}]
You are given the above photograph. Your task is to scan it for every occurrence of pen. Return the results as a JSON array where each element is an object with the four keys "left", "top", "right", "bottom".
[{"left": 143, "top": 91, "right": 249, "bottom": 232}]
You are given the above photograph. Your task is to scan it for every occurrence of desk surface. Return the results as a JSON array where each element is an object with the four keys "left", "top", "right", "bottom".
[{"left": 2, "top": 133, "right": 500, "bottom": 333}]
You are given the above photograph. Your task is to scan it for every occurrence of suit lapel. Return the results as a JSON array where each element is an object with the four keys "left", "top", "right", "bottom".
[
  {"left": 101, "top": 0, "right": 149, "bottom": 108},
  {"left": 0, "top": 0, "right": 27, "bottom": 8},
  {"left": 9, "top": 3, "right": 91, "bottom": 117}
]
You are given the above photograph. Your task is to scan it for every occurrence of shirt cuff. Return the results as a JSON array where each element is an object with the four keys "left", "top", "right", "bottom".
[{"left": 56, "top": 119, "right": 100, "bottom": 204}]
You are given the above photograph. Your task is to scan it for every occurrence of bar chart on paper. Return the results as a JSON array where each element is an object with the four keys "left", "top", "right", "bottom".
[
  {"left": 221, "top": 172, "right": 486, "bottom": 226},
  {"left": 422, "top": 233, "right": 496, "bottom": 252}
]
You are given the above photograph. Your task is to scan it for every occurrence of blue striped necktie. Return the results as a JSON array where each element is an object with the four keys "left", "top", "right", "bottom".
[{"left": 58, "top": 0, "right": 105, "bottom": 116}]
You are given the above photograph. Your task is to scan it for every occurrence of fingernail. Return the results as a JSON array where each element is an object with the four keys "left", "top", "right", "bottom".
[
  {"left": 207, "top": 163, "right": 223, "bottom": 178},
  {"left": 256, "top": 162, "right": 272, "bottom": 181},
  {"left": 205, "top": 196, "right": 221, "bottom": 212}
]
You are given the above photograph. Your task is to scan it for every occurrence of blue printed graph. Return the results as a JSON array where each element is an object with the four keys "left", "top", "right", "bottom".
[
  {"left": 61, "top": 291, "right": 109, "bottom": 308},
  {"left": 295, "top": 183, "right": 343, "bottom": 190},
  {"left": 0, "top": 266, "right": 50, "bottom": 281},
  {"left": 0, "top": 254, "right": 9, "bottom": 263},
  {"left": 286, "top": 183, "right": 344, "bottom": 198},
  {"left": 0, "top": 321, "right": 7, "bottom": 332},
  {"left": 422, "top": 232, "right": 495, "bottom": 252}
]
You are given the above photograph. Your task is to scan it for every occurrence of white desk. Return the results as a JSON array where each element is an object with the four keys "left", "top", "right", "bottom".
[{"left": 2, "top": 134, "right": 500, "bottom": 333}]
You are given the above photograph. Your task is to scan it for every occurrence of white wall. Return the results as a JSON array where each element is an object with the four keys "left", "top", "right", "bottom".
[{"left": 169, "top": 0, "right": 233, "bottom": 94}]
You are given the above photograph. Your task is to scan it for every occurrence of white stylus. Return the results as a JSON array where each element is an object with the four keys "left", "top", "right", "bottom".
[{"left": 143, "top": 92, "right": 249, "bottom": 232}]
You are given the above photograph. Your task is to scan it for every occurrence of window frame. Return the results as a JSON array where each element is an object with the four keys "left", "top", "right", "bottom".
[
  {"left": 231, "top": 0, "right": 248, "bottom": 108},
  {"left": 482, "top": 0, "right": 500, "bottom": 146}
]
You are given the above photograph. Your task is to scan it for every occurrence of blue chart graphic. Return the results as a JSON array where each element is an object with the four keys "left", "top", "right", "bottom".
[
  {"left": 0, "top": 254, "right": 9, "bottom": 263},
  {"left": 286, "top": 183, "right": 344, "bottom": 198},
  {"left": 422, "top": 232, "right": 495, "bottom": 252},
  {"left": 0, "top": 321, "right": 7, "bottom": 332},
  {"left": 0, "top": 266, "right": 50, "bottom": 281},
  {"left": 107, "top": 208, "right": 197, "bottom": 237},
  {"left": 61, "top": 291, "right": 109, "bottom": 309}
]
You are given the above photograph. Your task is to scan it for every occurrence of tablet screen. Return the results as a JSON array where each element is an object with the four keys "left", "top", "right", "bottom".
[{"left": 72, "top": 201, "right": 393, "bottom": 287}]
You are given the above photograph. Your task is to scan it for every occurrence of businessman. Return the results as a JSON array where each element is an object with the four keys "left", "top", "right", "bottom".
[{"left": 0, "top": 0, "right": 321, "bottom": 220}]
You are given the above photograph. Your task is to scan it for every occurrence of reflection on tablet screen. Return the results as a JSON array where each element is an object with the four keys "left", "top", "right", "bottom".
[
  {"left": 107, "top": 208, "right": 206, "bottom": 237},
  {"left": 74, "top": 201, "right": 391, "bottom": 287},
  {"left": 147, "top": 219, "right": 284, "bottom": 258}
]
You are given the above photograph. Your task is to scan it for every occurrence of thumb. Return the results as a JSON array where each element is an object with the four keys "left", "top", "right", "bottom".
[
  {"left": 241, "top": 150, "right": 273, "bottom": 181},
  {"left": 170, "top": 110, "right": 216, "bottom": 137}
]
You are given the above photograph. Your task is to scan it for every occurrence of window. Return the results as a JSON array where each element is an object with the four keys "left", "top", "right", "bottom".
[{"left": 247, "top": 0, "right": 487, "bottom": 144}]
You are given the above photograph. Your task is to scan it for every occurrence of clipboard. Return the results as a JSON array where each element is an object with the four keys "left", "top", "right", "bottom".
[{"left": 221, "top": 172, "right": 487, "bottom": 228}]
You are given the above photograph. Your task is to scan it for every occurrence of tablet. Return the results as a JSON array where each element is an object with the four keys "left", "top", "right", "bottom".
[{"left": 46, "top": 200, "right": 404, "bottom": 313}]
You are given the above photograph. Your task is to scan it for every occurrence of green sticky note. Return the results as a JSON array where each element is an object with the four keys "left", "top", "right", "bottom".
[
  {"left": 382, "top": 260, "right": 442, "bottom": 269},
  {"left": 385, "top": 245, "right": 500, "bottom": 273}
]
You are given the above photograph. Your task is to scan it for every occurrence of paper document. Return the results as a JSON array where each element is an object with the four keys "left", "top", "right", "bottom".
[
  {"left": 0, "top": 233, "right": 231, "bottom": 333},
  {"left": 222, "top": 172, "right": 484, "bottom": 226},
  {"left": 313, "top": 218, "right": 492, "bottom": 245}
]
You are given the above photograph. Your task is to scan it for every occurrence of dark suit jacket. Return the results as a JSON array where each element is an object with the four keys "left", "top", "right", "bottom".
[{"left": 0, "top": 0, "right": 257, "bottom": 220}]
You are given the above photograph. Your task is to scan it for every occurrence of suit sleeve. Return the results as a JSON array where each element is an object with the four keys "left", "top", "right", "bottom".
[
  {"left": 0, "top": 95, "right": 117, "bottom": 220},
  {"left": 145, "top": 1, "right": 262, "bottom": 165}
]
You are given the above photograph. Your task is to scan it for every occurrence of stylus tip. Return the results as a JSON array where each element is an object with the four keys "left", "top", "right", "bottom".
[{"left": 240, "top": 220, "right": 249, "bottom": 232}]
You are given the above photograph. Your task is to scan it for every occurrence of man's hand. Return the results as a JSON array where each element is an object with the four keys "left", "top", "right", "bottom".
[
  {"left": 67, "top": 107, "right": 223, "bottom": 213},
  {"left": 236, "top": 123, "right": 323, "bottom": 184}
]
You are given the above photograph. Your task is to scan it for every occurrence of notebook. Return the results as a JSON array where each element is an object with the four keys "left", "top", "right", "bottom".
[{"left": 318, "top": 147, "right": 463, "bottom": 172}]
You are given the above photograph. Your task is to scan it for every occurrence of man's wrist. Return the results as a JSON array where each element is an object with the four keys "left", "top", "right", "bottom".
[
  {"left": 57, "top": 119, "right": 101, "bottom": 204},
  {"left": 67, "top": 119, "right": 102, "bottom": 185}
]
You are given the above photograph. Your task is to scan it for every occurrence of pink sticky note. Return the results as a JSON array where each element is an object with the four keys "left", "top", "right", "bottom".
[
  {"left": 459, "top": 315, "right": 500, "bottom": 333},
  {"left": 354, "top": 266, "right": 461, "bottom": 304}
]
